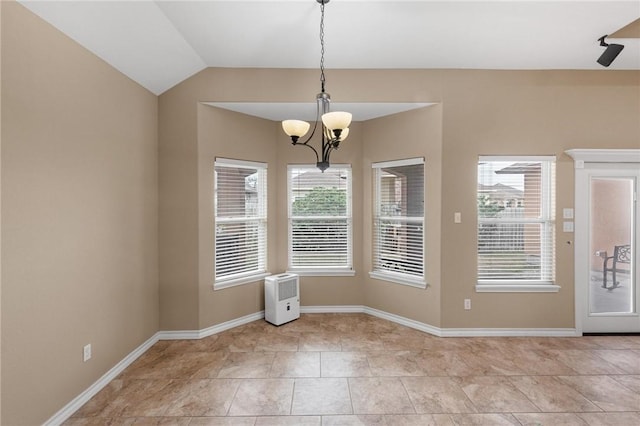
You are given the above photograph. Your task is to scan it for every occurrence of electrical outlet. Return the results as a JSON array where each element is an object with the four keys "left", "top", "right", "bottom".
[
  {"left": 464, "top": 299, "right": 471, "bottom": 310},
  {"left": 83, "top": 344, "right": 92, "bottom": 362},
  {"left": 454, "top": 212, "right": 462, "bottom": 223}
]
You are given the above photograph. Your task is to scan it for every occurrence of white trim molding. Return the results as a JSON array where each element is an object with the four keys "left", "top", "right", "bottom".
[
  {"left": 364, "top": 306, "right": 442, "bottom": 336},
  {"left": 441, "top": 328, "right": 579, "bottom": 337},
  {"left": 476, "top": 284, "right": 561, "bottom": 293},
  {"left": 43, "top": 332, "right": 160, "bottom": 426},
  {"left": 214, "top": 157, "right": 268, "bottom": 170},
  {"left": 157, "top": 311, "right": 266, "bottom": 341},
  {"left": 44, "top": 312, "right": 264, "bottom": 425},
  {"left": 480, "top": 155, "right": 556, "bottom": 162},
  {"left": 372, "top": 157, "right": 425, "bottom": 169},
  {"left": 565, "top": 149, "right": 640, "bottom": 165},
  {"left": 567, "top": 149, "right": 640, "bottom": 334},
  {"left": 46, "top": 306, "right": 578, "bottom": 425},
  {"left": 369, "top": 271, "right": 427, "bottom": 289},
  {"left": 198, "top": 311, "right": 265, "bottom": 339},
  {"left": 214, "top": 273, "right": 270, "bottom": 291},
  {"left": 287, "top": 269, "right": 356, "bottom": 277},
  {"left": 302, "top": 305, "right": 577, "bottom": 337},
  {"left": 301, "top": 305, "right": 365, "bottom": 314}
]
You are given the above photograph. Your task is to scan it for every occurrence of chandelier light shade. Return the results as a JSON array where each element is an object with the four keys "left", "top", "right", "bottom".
[
  {"left": 282, "top": 0, "right": 352, "bottom": 172},
  {"left": 322, "top": 111, "right": 352, "bottom": 134},
  {"left": 282, "top": 120, "right": 311, "bottom": 139}
]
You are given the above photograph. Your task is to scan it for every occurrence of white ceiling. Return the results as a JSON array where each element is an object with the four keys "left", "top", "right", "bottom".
[
  {"left": 205, "top": 102, "right": 435, "bottom": 121},
  {"left": 17, "top": 0, "right": 640, "bottom": 105}
]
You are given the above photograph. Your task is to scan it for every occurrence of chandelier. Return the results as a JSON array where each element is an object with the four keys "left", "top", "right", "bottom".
[{"left": 281, "top": 0, "right": 352, "bottom": 172}]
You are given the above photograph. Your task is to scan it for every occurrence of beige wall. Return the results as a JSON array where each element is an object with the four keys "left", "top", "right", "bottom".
[
  {"left": 160, "top": 68, "right": 639, "bottom": 333},
  {"left": 439, "top": 71, "right": 639, "bottom": 328},
  {"left": 362, "top": 106, "right": 443, "bottom": 327},
  {"left": 197, "top": 105, "right": 278, "bottom": 328},
  {"left": 2, "top": 4, "right": 639, "bottom": 421},
  {"left": 159, "top": 69, "right": 367, "bottom": 331},
  {"left": 1, "top": 3, "right": 159, "bottom": 424},
  {"left": 158, "top": 72, "right": 200, "bottom": 330}
]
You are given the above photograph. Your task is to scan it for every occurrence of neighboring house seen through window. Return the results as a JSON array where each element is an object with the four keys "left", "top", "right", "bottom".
[
  {"left": 477, "top": 156, "right": 558, "bottom": 292},
  {"left": 214, "top": 158, "right": 268, "bottom": 289},
  {"left": 371, "top": 158, "right": 425, "bottom": 288},
  {"left": 288, "top": 165, "right": 353, "bottom": 275}
]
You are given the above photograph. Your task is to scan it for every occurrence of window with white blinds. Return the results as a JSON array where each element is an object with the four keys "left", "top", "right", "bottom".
[
  {"left": 371, "top": 158, "right": 425, "bottom": 287},
  {"left": 288, "top": 165, "right": 352, "bottom": 274},
  {"left": 477, "top": 156, "right": 556, "bottom": 287},
  {"left": 214, "top": 158, "right": 267, "bottom": 288}
]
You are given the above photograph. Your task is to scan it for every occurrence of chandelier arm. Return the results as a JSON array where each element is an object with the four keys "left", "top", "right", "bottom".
[
  {"left": 292, "top": 98, "right": 320, "bottom": 163},
  {"left": 295, "top": 117, "right": 320, "bottom": 145},
  {"left": 291, "top": 95, "right": 322, "bottom": 156},
  {"left": 321, "top": 136, "right": 338, "bottom": 164},
  {"left": 294, "top": 138, "right": 321, "bottom": 163}
]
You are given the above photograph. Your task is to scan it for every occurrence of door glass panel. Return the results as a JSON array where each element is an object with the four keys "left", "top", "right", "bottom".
[{"left": 589, "top": 177, "right": 635, "bottom": 314}]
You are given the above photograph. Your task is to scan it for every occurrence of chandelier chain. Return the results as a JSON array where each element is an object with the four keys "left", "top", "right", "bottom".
[
  {"left": 283, "top": 0, "right": 350, "bottom": 172},
  {"left": 319, "top": 0, "right": 326, "bottom": 93}
]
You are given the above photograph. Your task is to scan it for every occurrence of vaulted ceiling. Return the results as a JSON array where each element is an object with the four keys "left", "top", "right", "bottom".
[{"left": 18, "top": 0, "right": 640, "bottom": 96}]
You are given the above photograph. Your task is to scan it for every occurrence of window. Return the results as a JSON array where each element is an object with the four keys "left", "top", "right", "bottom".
[
  {"left": 477, "top": 156, "right": 557, "bottom": 292},
  {"left": 288, "top": 165, "right": 353, "bottom": 275},
  {"left": 214, "top": 158, "right": 268, "bottom": 289},
  {"left": 371, "top": 158, "right": 425, "bottom": 287}
]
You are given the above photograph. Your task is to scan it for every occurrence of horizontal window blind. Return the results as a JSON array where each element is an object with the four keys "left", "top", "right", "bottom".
[
  {"left": 372, "top": 159, "right": 425, "bottom": 279},
  {"left": 288, "top": 165, "right": 352, "bottom": 270},
  {"left": 214, "top": 159, "right": 267, "bottom": 283},
  {"left": 477, "top": 158, "right": 555, "bottom": 283}
]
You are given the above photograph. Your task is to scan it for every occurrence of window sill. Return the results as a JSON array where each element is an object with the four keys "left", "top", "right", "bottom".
[
  {"left": 475, "top": 283, "right": 561, "bottom": 293},
  {"left": 369, "top": 271, "right": 427, "bottom": 289},
  {"left": 286, "top": 269, "right": 356, "bottom": 277},
  {"left": 214, "top": 272, "right": 270, "bottom": 290}
]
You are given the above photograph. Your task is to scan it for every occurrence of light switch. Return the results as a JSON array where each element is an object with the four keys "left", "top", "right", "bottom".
[
  {"left": 454, "top": 212, "right": 462, "bottom": 223},
  {"left": 563, "top": 221, "right": 574, "bottom": 232},
  {"left": 563, "top": 208, "right": 574, "bottom": 219}
]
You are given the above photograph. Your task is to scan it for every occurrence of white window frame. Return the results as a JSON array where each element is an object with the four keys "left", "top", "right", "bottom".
[
  {"left": 370, "top": 157, "right": 426, "bottom": 288},
  {"left": 287, "top": 164, "right": 354, "bottom": 276},
  {"left": 476, "top": 155, "right": 559, "bottom": 293},
  {"left": 214, "top": 158, "right": 268, "bottom": 290}
]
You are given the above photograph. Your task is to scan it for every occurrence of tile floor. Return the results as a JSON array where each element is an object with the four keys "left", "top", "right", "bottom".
[{"left": 66, "top": 313, "right": 640, "bottom": 425}]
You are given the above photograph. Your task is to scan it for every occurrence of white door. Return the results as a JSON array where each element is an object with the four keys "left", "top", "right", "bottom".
[{"left": 575, "top": 164, "right": 639, "bottom": 333}]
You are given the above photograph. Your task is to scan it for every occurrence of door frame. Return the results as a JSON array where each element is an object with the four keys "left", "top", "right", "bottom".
[{"left": 566, "top": 149, "right": 640, "bottom": 334}]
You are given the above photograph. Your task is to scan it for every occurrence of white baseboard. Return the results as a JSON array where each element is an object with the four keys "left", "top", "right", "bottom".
[
  {"left": 45, "top": 312, "right": 266, "bottom": 425},
  {"left": 364, "top": 306, "right": 443, "bottom": 336},
  {"left": 156, "top": 311, "right": 266, "bottom": 341},
  {"left": 157, "top": 329, "right": 201, "bottom": 340},
  {"left": 303, "top": 305, "right": 578, "bottom": 338},
  {"left": 441, "top": 328, "right": 580, "bottom": 337},
  {"left": 301, "top": 305, "right": 365, "bottom": 314},
  {"left": 45, "top": 305, "right": 578, "bottom": 425},
  {"left": 198, "top": 311, "right": 265, "bottom": 339},
  {"left": 44, "top": 332, "right": 160, "bottom": 426}
]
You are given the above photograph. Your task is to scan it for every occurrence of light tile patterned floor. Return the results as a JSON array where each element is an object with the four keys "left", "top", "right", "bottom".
[{"left": 65, "top": 313, "right": 640, "bottom": 425}]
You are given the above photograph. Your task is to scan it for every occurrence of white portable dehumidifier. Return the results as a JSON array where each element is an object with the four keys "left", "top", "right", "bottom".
[{"left": 264, "top": 273, "right": 300, "bottom": 326}]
